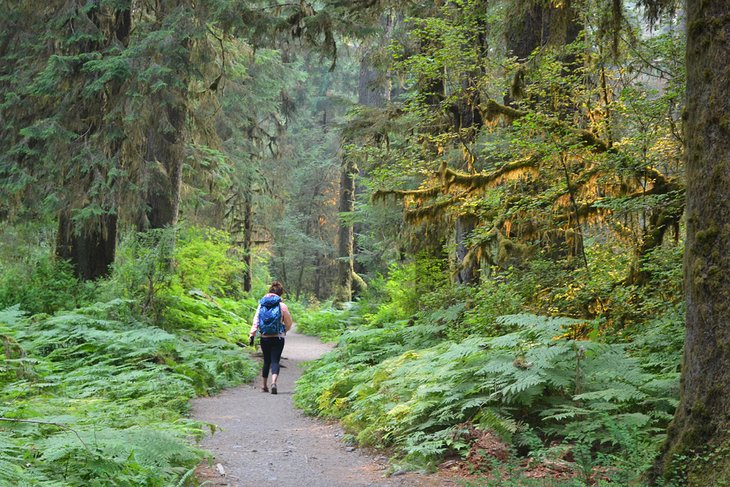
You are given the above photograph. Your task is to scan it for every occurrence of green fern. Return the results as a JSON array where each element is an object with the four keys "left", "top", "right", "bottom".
[
  {"left": 0, "top": 305, "right": 24, "bottom": 326},
  {"left": 296, "top": 312, "right": 679, "bottom": 470},
  {"left": 0, "top": 298, "right": 256, "bottom": 485}
]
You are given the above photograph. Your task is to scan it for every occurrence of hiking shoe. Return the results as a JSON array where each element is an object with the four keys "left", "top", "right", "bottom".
[
  {"left": 271, "top": 384, "right": 277, "bottom": 395},
  {"left": 262, "top": 386, "right": 268, "bottom": 393}
]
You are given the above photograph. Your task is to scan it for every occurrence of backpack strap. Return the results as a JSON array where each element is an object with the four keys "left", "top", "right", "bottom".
[{"left": 259, "top": 295, "right": 281, "bottom": 308}]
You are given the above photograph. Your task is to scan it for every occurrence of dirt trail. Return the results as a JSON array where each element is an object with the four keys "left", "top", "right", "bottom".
[{"left": 191, "top": 327, "right": 453, "bottom": 487}]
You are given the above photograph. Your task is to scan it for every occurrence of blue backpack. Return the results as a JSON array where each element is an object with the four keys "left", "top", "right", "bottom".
[{"left": 258, "top": 295, "right": 284, "bottom": 335}]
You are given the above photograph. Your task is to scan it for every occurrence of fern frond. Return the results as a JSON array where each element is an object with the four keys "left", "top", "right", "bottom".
[{"left": 0, "top": 305, "right": 24, "bottom": 326}]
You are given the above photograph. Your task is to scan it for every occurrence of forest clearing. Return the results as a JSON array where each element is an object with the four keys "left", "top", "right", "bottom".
[{"left": 1, "top": 0, "right": 729, "bottom": 485}]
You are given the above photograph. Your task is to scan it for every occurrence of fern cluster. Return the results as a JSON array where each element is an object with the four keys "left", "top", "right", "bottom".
[
  {"left": 0, "top": 255, "right": 93, "bottom": 315},
  {"left": 295, "top": 303, "right": 361, "bottom": 342},
  {"left": 0, "top": 296, "right": 256, "bottom": 485},
  {"left": 296, "top": 312, "right": 680, "bottom": 481}
]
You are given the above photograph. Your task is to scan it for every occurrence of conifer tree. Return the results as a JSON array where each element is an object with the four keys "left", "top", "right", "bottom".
[
  {"left": 0, "top": 0, "right": 131, "bottom": 279},
  {"left": 650, "top": 0, "right": 730, "bottom": 483}
]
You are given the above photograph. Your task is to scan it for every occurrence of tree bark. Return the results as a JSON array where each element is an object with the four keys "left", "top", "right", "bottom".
[
  {"left": 141, "top": 104, "right": 186, "bottom": 229},
  {"left": 651, "top": 1, "right": 730, "bottom": 483},
  {"left": 504, "top": 0, "right": 580, "bottom": 106},
  {"left": 358, "top": 60, "right": 388, "bottom": 108},
  {"left": 455, "top": 214, "right": 479, "bottom": 285},
  {"left": 137, "top": 0, "right": 189, "bottom": 230},
  {"left": 335, "top": 156, "right": 357, "bottom": 303},
  {"left": 335, "top": 34, "right": 391, "bottom": 303},
  {"left": 242, "top": 188, "right": 253, "bottom": 293},
  {"left": 56, "top": 210, "right": 117, "bottom": 280},
  {"left": 53, "top": 1, "right": 130, "bottom": 280}
]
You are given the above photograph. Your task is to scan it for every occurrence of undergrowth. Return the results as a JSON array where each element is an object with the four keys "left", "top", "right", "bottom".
[
  {"left": 0, "top": 225, "right": 259, "bottom": 485},
  {"left": 0, "top": 297, "right": 257, "bottom": 485},
  {"left": 295, "top": 248, "right": 684, "bottom": 484},
  {"left": 294, "top": 303, "right": 360, "bottom": 342}
]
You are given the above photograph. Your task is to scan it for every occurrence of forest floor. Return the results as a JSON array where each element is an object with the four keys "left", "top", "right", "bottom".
[{"left": 191, "top": 327, "right": 458, "bottom": 487}]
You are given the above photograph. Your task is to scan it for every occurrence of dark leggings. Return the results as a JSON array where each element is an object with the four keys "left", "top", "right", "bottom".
[{"left": 260, "top": 337, "right": 285, "bottom": 378}]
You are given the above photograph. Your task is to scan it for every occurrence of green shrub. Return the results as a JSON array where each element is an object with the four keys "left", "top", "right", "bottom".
[
  {"left": 100, "top": 225, "right": 249, "bottom": 321},
  {"left": 361, "top": 256, "right": 451, "bottom": 327},
  {"left": 161, "top": 293, "right": 254, "bottom": 342},
  {"left": 0, "top": 255, "right": 93, "bottom": 315},
  {"left": 174, "top": 226, "right": 246, "bottom": 297},
  {"left": 296, "top": 304, "right": 353, "bottom": 342},
  {"left": 0, "top": 299, "right": 257, "bottom": 486},
  {"left": 296, "top": 313, "right": 679, "bottom": 479},
  {"left": 98, "top": 228, "right": 177, "bottom": 317}
]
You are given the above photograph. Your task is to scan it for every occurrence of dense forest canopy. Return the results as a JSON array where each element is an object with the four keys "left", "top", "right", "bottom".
[{"left": 1, "top": 0, "right": 728, "bottom": 485}]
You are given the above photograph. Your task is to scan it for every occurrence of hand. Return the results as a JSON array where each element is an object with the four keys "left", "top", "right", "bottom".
[{"left": 248, "top": 335, "right": 255, "bottom": 347}]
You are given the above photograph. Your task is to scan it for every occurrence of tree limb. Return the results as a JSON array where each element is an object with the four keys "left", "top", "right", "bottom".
[
  {"left": 441, "top": 157, "right": 538, "bottom": 192},
  {"left": 404, "top": 198, "right": 454, "bottom": 224},
  {"left": 372, "top": 186, "right": 441, "bottom": 201},
  {"left": 482, "top": 99, "right": 610, "bottom": 152}
]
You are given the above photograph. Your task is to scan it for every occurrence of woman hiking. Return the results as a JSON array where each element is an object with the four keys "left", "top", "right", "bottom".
[{"left": 248, "top": 281, "right": 293, "bottom": 394}]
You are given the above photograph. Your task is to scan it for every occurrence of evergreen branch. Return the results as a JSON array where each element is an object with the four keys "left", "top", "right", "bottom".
[
  {"left": 205, "top": 26, "right": 226, "bottom": 93},
  {"left": 482, "top": 99, "right": 525, "bottom": 121},
  {"left": 482, "top": 100, "right": 610, "bottom": 152},
  {"left": 373, "top": 156, "right": 538, "bottom": 204},
  {"left": 441, "top": 157, "right": 539, "bottom": 193},
  {"left": 404, "top": 198, "right": 454, "bottom": 224},
  {"left": 372, "top": 187, "right": 441, "bottom": 201},
  {"left": 621, "top": 33, "right": 676, "bottom": 79},
  {"left": 572, "top": 179, "right": 684, "bottom": 220}
]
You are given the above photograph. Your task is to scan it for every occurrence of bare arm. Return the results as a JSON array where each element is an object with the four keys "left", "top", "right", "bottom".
[
  {"left": 280, "top": 303, "right": 293, "bottom": 331},
  {"left": 249, "top": 305, "right": 260, "bottom": 337}
]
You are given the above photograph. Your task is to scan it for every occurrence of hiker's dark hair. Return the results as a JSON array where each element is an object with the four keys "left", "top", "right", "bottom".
[{"left": 269, "top": 281, "right": 284, "bottom": 296}]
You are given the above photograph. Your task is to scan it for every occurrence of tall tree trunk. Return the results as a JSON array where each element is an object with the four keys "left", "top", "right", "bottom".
[
  {"left": 313, "top": 255, "right": 322, "bottom": 300},
  {"left": 651, "top": 1, "right": 730, "bottom": 484},
  {"left": 242, "top": 188, "right": 253, "bottom": 293},
  {"left": 142, "top": 104, "right": 186, "bottom": 229},
  {"left": 504, "top": 0, "right": 580, "bottom": 106},
  {"left": 295, "top": 261, "right": 305, "bottom": 302},
  {"left": 53, "top": 2, "right": 130, "bottom": 279},
  {"left": 56, "top": 210, "right": 117, "bottom": 280},
  {"left": 503, "top": 0, "right": 583, "bottom": 262},
  {"left": 335, "top": 156, "right": 357, "bottom": 303},
  {"left": 335, "top": 39, "right": 390, "bottom": 303},
  {"left": 137, "top": 0, "right": 189, "bottom": 230},
  {"left": 455, "top": 214, "right": 479, "bottom": 285}
]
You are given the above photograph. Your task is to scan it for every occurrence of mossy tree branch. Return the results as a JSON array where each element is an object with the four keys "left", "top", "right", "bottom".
[{"left": 482, "top": 99, "right": 610, "bottom": 152}]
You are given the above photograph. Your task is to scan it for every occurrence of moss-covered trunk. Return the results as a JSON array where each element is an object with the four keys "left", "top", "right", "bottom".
[
  {"left": 52, "top": 2, "right": 130, "bottom": 280},
  {"left": 504, "top": 0, "right": 580, "bottom": 105},
  {"left": 455, "top": 214, "right": 479, "bottom": 285},
  {"left": 336, "top": 42, "right": 391, "bottom": 303},
  {"left": 335, "top": 156, "right": 356, "bottom": 303},
  {"left": 141, "top": 103, "right": 186, "bottom": 229},
  {"left": 136, "top": 0, "right": 190, "bottom": 231},
  {"left": 56, "top": 210, "right": 117, "bottom": 280},
  {"left": 242, "top": 188, "right": 253, "bottom": 293},
  {"left": 651, "top": 1, "right": 730, "bottom": 483}
]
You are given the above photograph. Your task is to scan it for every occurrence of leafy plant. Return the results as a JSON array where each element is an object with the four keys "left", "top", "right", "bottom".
[
  {"left": 0, "top": 294, "right": 256, "bottom": 485},
  {"left": 295, "top": 304, "right": 352, "bottom": 342},
  {"left": 173, "top": 226, "right": 247, "bottom": 298},
  {"left": 296, "top": 311, "right": 679, "bottom": 479},
  {"left": 0, "top": 255, "right": 93, "bottom": 315}
]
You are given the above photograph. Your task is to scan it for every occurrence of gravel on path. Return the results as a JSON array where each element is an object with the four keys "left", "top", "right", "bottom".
[{"left": 191, "top": 327, "right": 454, "bottom": 487}]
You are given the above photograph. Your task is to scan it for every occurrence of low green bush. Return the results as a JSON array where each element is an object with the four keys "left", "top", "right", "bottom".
[
  {"left": 173, "top": 226, "right": 247, "bottom": 298},
  {"left": 0, "top": 295, "right": 256, "bottom": 485},
  {"left": 295, "top": 305, "right": 353, "bottom": 342},
  {"left": 295, "top": 313, "right": 680, "bottom": 482},
  {"left": 0, "top": 255, "right": 93, "bottom": 315}
]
